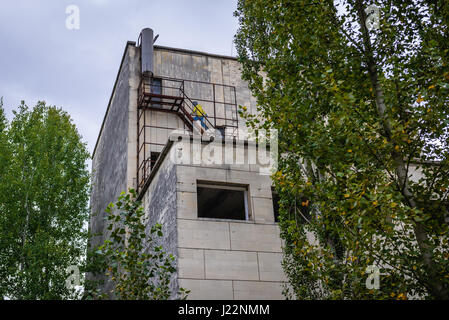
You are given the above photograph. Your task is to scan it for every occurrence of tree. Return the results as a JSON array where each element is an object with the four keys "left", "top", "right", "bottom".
[
  {"left": 235, "top": 0, "right": 449, "bottom": 299},
  {"left": 0, "top": 98, "right": 13, "bottom": 299},
  {"left": 0, "top": 98, "right": 10, "bottom": 194},
  {"left": 0, "top": 98, "right": 10, "bottom": 181},
  {"left": 0, "top": 101, "right": 90, "bottom": 299},
  {"left": 84, "top": 189, "right": 189, "bottom": 300},
  {"left": 0, "top": 98, "right": 6, "bottom": 133}
]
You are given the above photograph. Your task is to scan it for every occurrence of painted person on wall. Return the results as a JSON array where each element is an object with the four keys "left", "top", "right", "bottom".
[{"left": 192, "top": 101, "right": 208, "bottom": 130}]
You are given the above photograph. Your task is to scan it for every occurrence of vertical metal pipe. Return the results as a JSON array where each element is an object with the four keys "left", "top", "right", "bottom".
[
  {"left": 140, "top": 28, "right": 154, "bottom": 76},
  {"left": 143, "top": 106, "right": 147, "bottom": 181},
  {"left": 213, "top": 84, "right": 216, "bottom": 127}
]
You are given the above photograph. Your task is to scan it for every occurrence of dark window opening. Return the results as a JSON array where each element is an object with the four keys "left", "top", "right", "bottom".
[
  {"left": 150, "top": 152, "right": 160, "bottom": 170},
  {"left": 197, "top": 184, "right": 248, "bottom": 220},
  {"left": 151, "top": 77, "right": 162, "bottom": 108},
  {"left": 272, "top": 190, "right": 281, "bottom": 222}
]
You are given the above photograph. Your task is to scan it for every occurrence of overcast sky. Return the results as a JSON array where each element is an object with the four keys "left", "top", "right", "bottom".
[{"left": 0, "top": 0, "right": 239, "bottom": 157}]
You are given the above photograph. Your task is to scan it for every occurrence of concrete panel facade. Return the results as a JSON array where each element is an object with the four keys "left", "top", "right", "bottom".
[
  {"left": 90, "top": 40, "right": 286, "bottom": 299},
  {"left": 88, "top": 43, "right": 137, "bottom": 294},
  {"left": 149, "top": 47, "right": 286, "bottom": 297},
  {"left": 141, "top": 151, "right": 179, "bottom": 298},
  {"left": 178, "top": 279, "right": 234, "bottom": 300},
  {"left": 204, "top": 250, "right": 259, "bottom": 281},
  {"left": 178, "top": 219, "right": 231, "bottom": 250},
  {"left": 173, "top": 143, "right": 285, "bottom": 299},
  {"left": 233, "top": 281, "right": 284, "bottom": 300}
]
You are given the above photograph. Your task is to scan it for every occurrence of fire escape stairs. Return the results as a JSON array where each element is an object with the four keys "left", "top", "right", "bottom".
[{"left": 138, "top": 81, "right": 213, "bottom": 136}]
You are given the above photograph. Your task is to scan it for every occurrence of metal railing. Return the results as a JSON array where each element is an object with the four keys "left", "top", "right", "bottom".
[
  {"left": 137, "top": 75, "right": 239, "bottom": 192},
  {"left": 138, "top": 76, "right": 185, "bottom": 110}
]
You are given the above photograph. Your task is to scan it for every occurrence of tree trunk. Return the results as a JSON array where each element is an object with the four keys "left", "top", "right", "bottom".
[{"left": 355, "top": 0, "right": 448, "bottom": 299}]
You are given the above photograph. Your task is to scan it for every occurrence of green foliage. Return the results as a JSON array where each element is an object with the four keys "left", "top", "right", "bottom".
[
  {"left": 235, "top": 0, "right": 449, "bottom": 299},
  {"left": 84, "top": 189, "right": 189, "bottom": 300},
  {"left": 0, "top": 98, "right": 10, "bottom": 189},
  {"left": 0, "top": 100, "right": 90, "bottom": 299},
  {"left": 0, "top": 98, "right": 6, "bottom": 133}
]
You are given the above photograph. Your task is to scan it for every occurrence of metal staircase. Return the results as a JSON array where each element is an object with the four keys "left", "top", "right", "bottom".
[
  {"left": 137, "top": 74, "right": 238, "bottom": 192},
  {"left": 138, "top": 75, "right": 214, "bottom": 135}
]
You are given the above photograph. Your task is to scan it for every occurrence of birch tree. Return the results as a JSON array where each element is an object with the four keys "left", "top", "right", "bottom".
[{"left": 0, "top": 101, "right": 90, "bottom": 299}]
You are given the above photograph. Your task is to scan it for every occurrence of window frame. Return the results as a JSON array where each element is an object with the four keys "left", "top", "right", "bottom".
[{"left": 196, "top": 181, "right": 251, "bottom": 221}]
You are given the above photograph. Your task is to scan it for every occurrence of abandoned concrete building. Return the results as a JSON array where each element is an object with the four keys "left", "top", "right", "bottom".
[{"left": 89, "top": 28, "right": 285, "bottom": 300}]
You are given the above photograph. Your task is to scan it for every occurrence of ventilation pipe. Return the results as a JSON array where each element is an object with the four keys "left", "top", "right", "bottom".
[{"left": 140, "top": 28, "right": 154, "bottom": 76}]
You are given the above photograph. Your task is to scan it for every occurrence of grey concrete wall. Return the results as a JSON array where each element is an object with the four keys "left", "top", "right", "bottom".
[
  {"left": 137, "top": 47, "right": 265, "bottom": 182},
  {"left": 88, "top": 44, "right": 133, "bottom": 294},
  {"left": 139, "top": 47, "right": 286, "bottom": 300},
  {"left": 153, "top": 47, "right": 258, "bottom": 133},
  {"left": 90, "top": 46, "right": 131, "bottom": 246},
  {"left": 142, "top": 152, "right": 179, "bottom": 299},
  {"left": 127, "top": 46, "right": 141, "bottom": 191},
  {"left": 136, "top": 47, "right": 264, "bottom": 184},
  {"left": 169, "top": 139, "right": 286, "bottom": 300},
  {"left": 139, "top": 138, "right": 286, "bottom": 300},
  {"left": 90, "top": 42, "right": 284, "bottom": 300}
]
